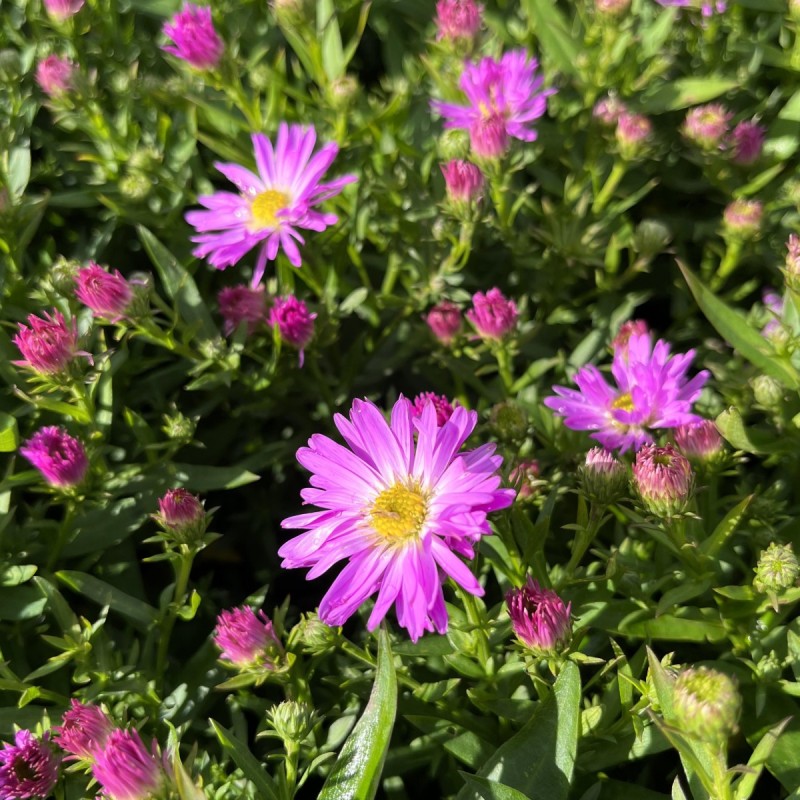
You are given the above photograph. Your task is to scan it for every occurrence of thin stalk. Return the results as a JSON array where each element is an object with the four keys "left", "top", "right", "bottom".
[
  {"left": 592, "top": 161, "right": 627, "bottom": 214},
  {"left": 155, "top": 546, "right": 196, "bottom": 682}
]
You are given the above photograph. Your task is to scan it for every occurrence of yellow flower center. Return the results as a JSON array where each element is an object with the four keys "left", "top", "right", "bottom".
[
  {"left": 611, "top": 392, "right": 634, "bottom": 412},
  {"left": 250, "top": 189, "right": 289, "bottom": 229},
  {"left": 369, "top": 483, "right": 428, "bottom": 541}
]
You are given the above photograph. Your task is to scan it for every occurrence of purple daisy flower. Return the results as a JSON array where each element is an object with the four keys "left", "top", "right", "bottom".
[
  {"left": 430, "top": 49, "right": 553, "bottom": 159},
  {"left": 278, "top": 397, "right": 515, "bottom": 641},
  {"left": 544, "top": 332, "right": 709, "bottom": 452},
  {"left": 185, "top": 123, "right": 357, "bottom": 285}
]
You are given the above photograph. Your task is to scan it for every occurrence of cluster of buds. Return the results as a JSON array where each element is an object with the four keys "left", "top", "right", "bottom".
[
  {"left": 213, "top": 606, "right": 287, "bottom": 675},
  {"left": 466, "top": 288, "right": 518, "bottom": 340},
  {"left": 681, "top": 103, "right": 765, "bottom": 165},
  {"left": 411, "top": 392, "right": 455, "bottom": 426},
  {"left": 153, "top": 488, "right": 210, "bottom": 545},
  {"left": 632, "top": 443, "right": 694, "bottom": 517},
  {"left": 580, "top": 447, "right": 627, "bottom": 505},
  {"left": 506, "top": 578, "right": 572, "bottom": 657}
]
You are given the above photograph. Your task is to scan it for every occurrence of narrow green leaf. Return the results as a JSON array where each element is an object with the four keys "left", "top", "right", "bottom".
[
  {"left": 0, "top": 413, "right": 19, "bottom": 452},
  {"left": 0, "top": 586, "right": 47, "bottom": 621},
  {"left": 136, "top": 226, "right": 216, "bottom": 341},
  {"left": 31, "top": 577, "right": 78, "bottom": 632},
  {"left": 715, "top": 407, "right": 793, "bottom": 455},
  {"left": 679, "top": 261, "right": 800, "bottom": 389},
  {"left": 764, "top": 90, "right": 800, "bottom": 160},
  {"left": 456, "top": 661, "right": 580, "bottom": 800},
  {"left": 700, "top": 495, "right": 752, "bottom": 558},
  {"left": 56, "top": 570, "right": 158, "bottom": 628},
  {"left": 210, "top": 720, "right": 281, "bottom": 800},
  {"left": 458, "top": 775, "right": 532, "bottom": 800},
  {"left": 172, "top": 751, "right": 206, "bottom": 800},
  {"left": 521, "top": 0, "right": 580, "bottom": 77},
  {"left": 318, "top": 0, "right": 345, "bottom": 81},
  {"left": 7, "top": 147, "right": 31, "bottom": 201},
  {"left": 733, "top": 718, "right": 791, "bottom": 800},
  {"left": 639, "top": 77, "right": 738, "bottom": 112},
  {"left": 170, "top": 462, "right": 260, "bottom": 491},
  {"left": 319, "top": 627, "right": 397, "bottom": 800}
]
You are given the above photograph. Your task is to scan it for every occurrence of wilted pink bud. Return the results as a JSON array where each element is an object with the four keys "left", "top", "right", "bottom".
[
  {"left": 435, "top": 0, "right": 483, "bottom": 42},
  {"left": 75, "top": 262, "right": 133, "bottom": 320},
  {"left": 213, "top": 606, "right": 284, "bottom": 670},
  {"left": 20, "top": 427, "right": 89, "bottom": 488},
  {"left": 632, "top": 443, "right": 693, "bottom": 517},
  {"left": 506, "top": 578, "right": 572, "bottom": 655},
  {"left": 43, "top": 0, "right": 84, "bottom": 19},
  {"left": 0, "top": 731, "right": 59, "bottom": 800},
  {"left": 269, "top": 295, "right": 316, "bottom": 366},
  {"left": 54, "top": 700, "right": 116, "bottom": 761},
  {"left": 425, "top": 301, "right": 462, "bottom": 345},
  {"left": 730, "top": 120, "right": 765, "bottom": 166},
  {"left": 163, "top": 3, "right": 223, "bottom": 70},
  {"left": 673, "top": 420, "right": 723, "bottom": 461},
  {"left": 156, "top": 488, "right": 207, "bottom": 543},
  {"left": 218, "top": 284, "right": 267, "bottom": 336},
  {"left": 13, "top": 309, "right": 84, "bottom": 376},
  {"left": 616, "top": 112, "right": 652, "bottom": 159},
  {"left": 441, "top": 160, "right": 484, "bottom": 205},
  {"left": 411, "top": 392, "right": 455, "bottom": 426},
  {"left": 723, "top": 198, "right": 762, "bottom": 239},
  {"left": 682, "top": 103, "right": 731, "bottom": 149},
  {"left": 509, "top": 460, "right": 541, "bottom": 501},
  {"left": 35, "top": 55, "right": 75, "bottom": 97},
  {"left": 593, "top": 95, "right": 627, "bottom": 127},
  {"left": 470, "top": 113, "right": 509, "bottom": 160},
  {"left": 612, "top": 319, "right": 649, "bottom": 354},
  {"left": 466, "top": 288, "right": 518, "bottom": 339},
  {"left": 91, "top": 729, "right": 166, "bottom": 800}
]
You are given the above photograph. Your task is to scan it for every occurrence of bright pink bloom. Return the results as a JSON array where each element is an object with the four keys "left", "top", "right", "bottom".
[
  {"left": 269, "top": 295, "right": 316, "bottom": 366},
  {"left": 544, "top": 332, "right": 709, "bottom": 452},
  {"left": 20, "top": 427, "right": 88, "bottom": 488},
  {"left": 91, "top": 729, "right": 165, "bottom": 800},
  {"left": 506, "top": 578, "right": 571, "bottom": 654},
  {"left": 431, "top": 49, "right": 553, "bottom": 159},
  {"left": 43, "top": 0, "right": 84, "bottom": 18},
  {"left": 162, "top": 3, "right": 223, "bottom": 70},
  {"left": 673, "top": 419, "right": 723, "bottom": 461},
  {"left": 279, "top": 397, "right": 515, "bottom": 641},
  {"left": 0, "top": 730, "right": 59, "bottom": 799},
  {"left": 632, "top": 443, "right": 694, "bottom": 516},
  {"left": 13, "top": 309, "right": 83, "bottom": 376},
  {"left": 730, "top": 120, "right": 765, "bottom": 165},
  {"left": 593, "top": 95, "right": 627, "bottom": 127},
  {"left": 612, "top": 319, "right": 650, "bottom": 354},
  {"left": 213, "top": 607, "right": 283, "bottom": 669},
  {"left": 218, "top": 284, "right": 267, "bottom": 336},
  {"left": 75, "top": 263, "right": 133, "bottom": 320},
  {"left": 35, "top": 55, "right": 74, "bottom": 97},
  {"left": 441, "top": 160, "right": 484, "bottom": 204},
  {"left": 466, "top": 288, "right": 518, "bottom": 339},
  {"left": 682, "top": 103, "right": 731, "bottom": 149},
  {"left": 425, "top": 301, "right": 462, "bottom": 345},
  {"left": 186, "top": 124, "right": 357, "bottom": 284},
  {"left": 411, "top": 392, "right": 454, "bottom": 426},
  {"left": 54, "top": 700, "right": 116, "bottom": 761},
  {"left": 435, "top": 0, "right": 483, "bottom": 41}
]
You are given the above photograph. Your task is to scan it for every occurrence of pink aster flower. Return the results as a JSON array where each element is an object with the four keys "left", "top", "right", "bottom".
[
  {"left": 162, "top": 3, "right": 223, "bottom": 70},
  {"left": 632, "top": 443, "right": 694, "bottom": 517},
  {"left": 411, "top": 392, "right": 455, "bottom": 426},
  {"left": 269, "top": 295, "right": 316, "bottom": 366},
  {"left": 43, "top": 0, "right": 84, "bottom": 18},
  {"left": 75, "top": 262, "right": 134, "bottom": 320},
  {"left": 466, "top": 288, "right": 518, "bottom": 339},
  {"left": 435, "top": 0, "right": 483, "bottom": 42},
  {"left": 218, "top": 284, "right": 267, "bottom": 336},
  {"left": 544, "top": 332, "right": 710, "bottom": 452},
  {"left": 278, "top": 397, "right": 515, "bottom": 641},
  {"left": 213, "top": 606, "right": 284, "bottom": 669},
  {"left": 35, "top": 55, "right": 74, "bottom": 97},
  {"left": 506, "top": 578, "right": 572, "bottom": 655},
  {"left": 91, "top": 729, "right": 166, "bottom": 800},
  {"left": 13, "top": 309, "right": 85, "bottom": 377},
  {"left": 54, "top": 700, "right": 116, "bottom": 761},
  {"left": 730, "top": 120, "right": 765, "bottom": 166},
  {"left": 20, "top": 427, "right": 89, "bottom": 488},
  {"left": 185, "top": 124, "right": 357, "bottom": 284},
  {"left": 0, "top": 730, "right": 59, "bottom": 800},
  {"left": 431, "top": 49, "right": 553, "bottom": 160},
  {"left": 441, "top": 160, "right": 484, "bottom": 206},
  {"left": 426, "top": 301, "right": 462, "bottom": 345}
]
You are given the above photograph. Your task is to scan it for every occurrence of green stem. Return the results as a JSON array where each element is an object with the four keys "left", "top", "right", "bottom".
[
  {"left": 155, "top": 546, "right": 195, "bottom": 682},
  {"left": 47, "top": 502, "right": 77, "bottom": 571},
  {"left": 711, "top": 240, "right": 743, "bottom": 290},
  {"left": 283, "top": 741, "right": 299, "bottom": 800},
  {"left": 566, "top": 503, "right": 604, "bottom": 575},
  {"left": 460, "top": 589, "right": 492, "bottom": 675},
  {"left": 494, "top": 343, "right": 514, "bottom": 394},
  {"left": 592, "top": 161, "right": 627, "bottom": 214}
]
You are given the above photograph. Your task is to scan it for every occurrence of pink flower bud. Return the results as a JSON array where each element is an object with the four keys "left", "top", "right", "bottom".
[
  {"left": 75, "top": 262, "right": 133, "bottom": 320},
  {"left": 162, "top": 3, "right": 223, "bottom": 70},
  {"left": 466, "top": 288, "right": 518, "bottom": 339},
  {"left": 0, "top": 731, "right": 59, "bottom": 800},
  {"left": 218, "top": 284, "right": 268, "bottom": 336},
  {"left": 213, "top": 606, "right": 284, "bottom": 670},
  {"left": 13, "top": 309, "right": 84, "bottom": 376},
  {"left": 269, "top": 295, "right": 316, "bottom": 366},
  {"left": 682, "top": 103, "right": 731, "bottom": 150},
  {"left": 616, "top": 113, "right": 652, "bottom": 159},
  {"left": 612, "top": 319, "right": 650, "bottom": 355},
  {"left": 20, "top": 427, "right": 89, "bottom": 488},
  {"left": 43, "top": 0, "right": 84, "bottom": 19},
  {"left": 91, "top": 729, "right": 166, "bottom": 800},
  {"left": 723, "top": 198, "right": 762, "bottom": 239},
  {"left": 54, "top": 700, "right": 116, "bottom": 762},
  {"left": 673, "top": 420, "right": 723, "bottom": 462},
  {"left": 35, "top": 55, "right": 75, "bottom": 97},
  {"left": 730, "top": 120, "right": 765, "bottom": 166},
  {"left": 509, "top": 460, "right": 541, "bottom": 501},
  {"left": 411, "top": 392, "right": 455, "bottom": 426},
  {"left": 441, "top": 160, "right": 484, "bottom": 206},
  {"left": 593, "top": 95, "right": 627, "bottom": 127},
  {"left": 506, "top": 578, "right": 572, "bottom": 655},
  {"left": 434, "top": 0, "right": 483, "bottom": 42},
  {"left": 470, "top": 112, "right": 509, "bottom": 159},
  {"left": 580, "top": 447, "right": 627, "bottom": 504},
  {"left": 425, "top": 301, "right": 462, "bottom": 345},
  {"left": 632, "top": 443, "right": 693, "bottom": 517},
  {"left": 595, "top": 0, "right": 631, "bottom": 14},
  {"left": 156, "top": 488, "right": 207, "bottom": 543}
]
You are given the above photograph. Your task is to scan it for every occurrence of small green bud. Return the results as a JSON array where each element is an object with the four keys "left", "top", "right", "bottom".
[
  {"left": 328, "top": 74, "right": 359, "bottom": 108},
  {"left": 119, "top": 172, "right": 151, "bottom": 201},
  {"left": 751, "top": 374, "right": 784, "bottom": 409},
  {"left": 489, "top": 400, "right": 529, "bottom": 442},
  {"left": 294, "top": 612, "right": 339, "bottom": 654},
  {"left": 438, "top": 128, "right": 471, "bottom": 162},
  {"left": 162, "top": 409, "right": 196, "bottom": 442},
  {"left": 754, "top": 651, "right": 782, "bottom": 683},
  {"left": 273, "top": 0, "right": 312, "bottom": 28},
  {"left": 672, "top": 667, "right": 741, "bottom": 745},
  {"left": 50, "top": 257, "right": 81, "bottom": 296},
  {"left": 267, "top": 701, "right": 318, "bottom": 744},
  {"left": 633, "top": 219, "right": 672, "bottom": 259},
  {"left": 753, "top": 542, "right": 798, "bottom": 594}
]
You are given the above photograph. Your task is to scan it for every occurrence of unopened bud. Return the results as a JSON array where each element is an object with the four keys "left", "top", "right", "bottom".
[
  {"left": 155, "top": 488, "right": 208, "bottom": 543},
  {"left": 632, "top": 443, "right": 693, "bottom": 518},
  {"left": 672, "top": 667, "right": 741, "bottom": 746},
  {"left": 633, "top": 219, "right": 672, "bottom": 258},
  {"left": 751, "top": 374, "right": 784, "bottom": 409},
  {"left": 438, "top": 129, "right": 471, "bottom": 161},
  {"left": 489, "top": 400, "right": 528, "bottom": 442},
  {"left": 580, "top": 447, "right": 627, "bottom": 504},
  {"left": 753, "top": 542, "right": 798, "bottom": 594},
  {"left": 267, "top": 701, "right": 317, "bottom": 744}
]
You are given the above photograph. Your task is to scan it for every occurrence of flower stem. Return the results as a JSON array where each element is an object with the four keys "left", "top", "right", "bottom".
[
  {"left": 459, "top": 589, "right": 493, "bottom": 675},
  {"left": 566, "top": 503, "right": 604, "bottom": 575},
  {"left": 711, "top": 240, "right": 742, "bottom": 290},
  {"left": 155, "top": 545, "right": 196, "bottom": 683},
  {"left": 592, "top": 161, "right": 627, "bottom": 214}
]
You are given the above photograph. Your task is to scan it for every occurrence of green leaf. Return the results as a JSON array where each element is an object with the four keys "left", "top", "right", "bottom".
[
  {"left": 679, "top": 261, "right": 800, "bottom": 389},
  {"left": 715, "top": 407, "right": 792, "bottom": 455},
  {"left": 0, "top": 565, "right": 36, "bottom": 587},
  {"left": 319, "top": 627, "right": 397, "bottom": 800},
  {"left": 170, "top": 462, "right": 260, "bottom": 491},
  {"left": 56, "top": 570, "right": 158, "bottom": 628},
  {"left": 458, "top": 775, "right": 532, "bottom": 800},
  {"left": 0, "top": 413, "right": 19, "bottom": 452},
  {"left": 764, "top": 90, "right": 800, "bottom": 160},
  {"left": 210, "top": 720, "right": 281, "bottom": 800},
  {"left": 0, "top": 586, "right": 47, "bottom": 621},
  {"left": 318, "top": 0, "right": 345, "bottom": 81},
  {"left": 639, "top": 77, "right": 738, "bottom": 112},
  {"left": 172, "top": 751, "right": 206, "bottom": 800},
  {"left": 521, "top": 0, "right": 580, "bottom": 77},
  {"left": 456, "top": 661, "right": 580, "bottom": 800},
  {"left": 733, "top": 718, "right": 791, "bottom": 800},
  {"left": 136, "top": 226, "right": 216, "bottom": 341},
  {"left": 700, "top": 495, "right": 752, "bottom": 558},
  {"left": 7, "top": 147, "right": 31, "bottom": 201},
  {"left": 620, "top": 608, "right": 725, "bottom": 642}
]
